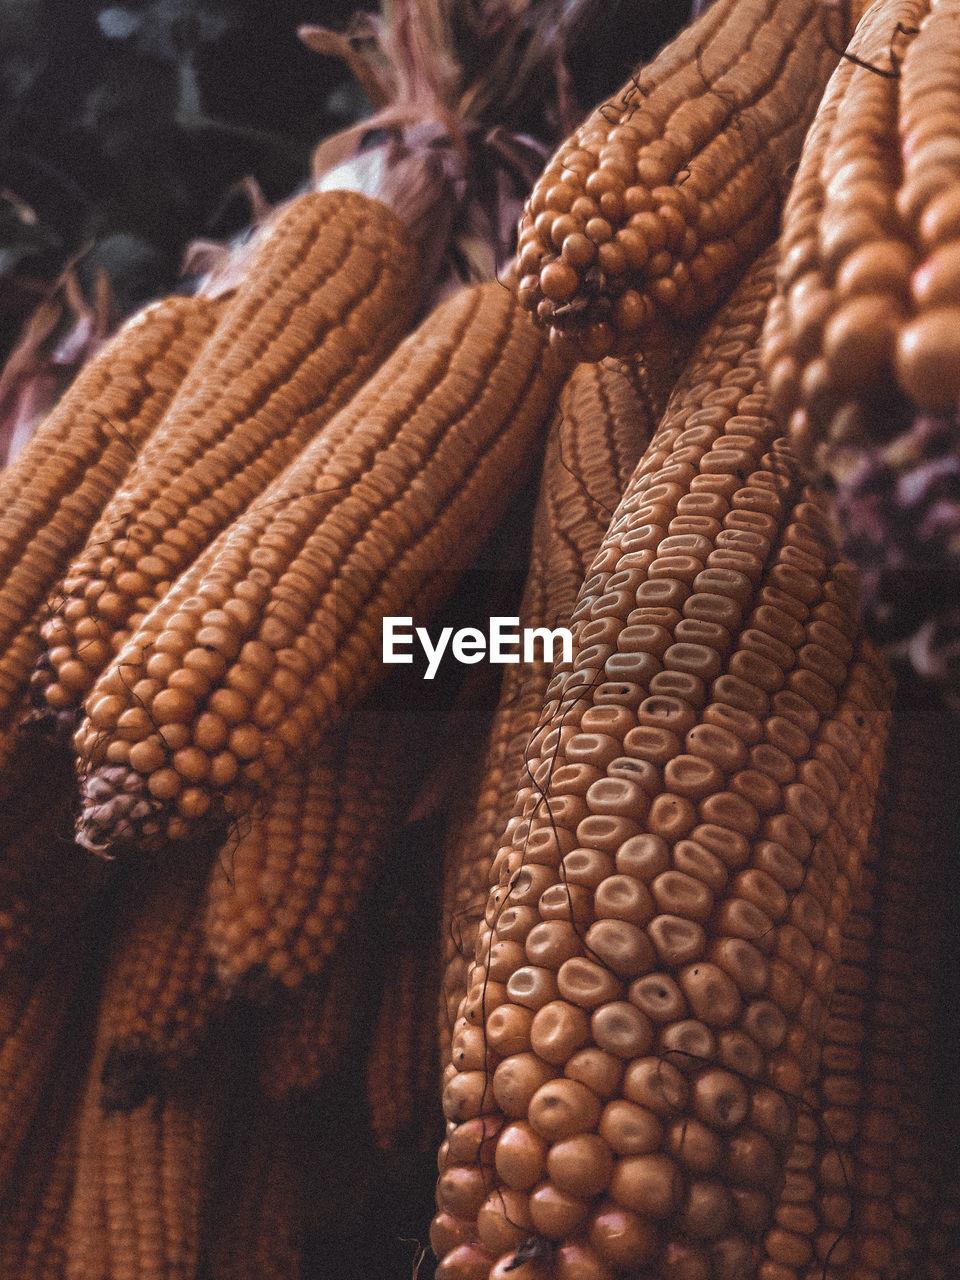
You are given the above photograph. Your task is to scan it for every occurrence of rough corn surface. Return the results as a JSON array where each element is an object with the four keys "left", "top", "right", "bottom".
[
  {"left": 205, "top": 698, "right": 414, "bottom": 995},
  {"left": 97, "top": 846, "right": 225, "bottom": 1112},
  {"left": 0, "top": 293, "right": 221, "bottom": 741},
  {"left": 440, "top": 334, "right": 692, "bottom": 1058},
  {"left": 72, "top": 281, "right": 564, "bottom": 856},
  {"left": 64, "top": 1037, "right": 229, "bottom": 1280},
  {"left": 206, "top": 1105, "right": 304, "bottom": 1280},
  {"left": 0, "top": 955, "right": 86, "bottom": 1202},
  {"left": 516, "top": 0, "right": 841, "bottom": 358},
  {"left": 759, "top": 0, "right": 960, "bottom": 701},
  {"left": 432, "top": 248, "right": 894, "bottom": 1280},
  {"left": 34, "top": 189, "right": 421, "bottom": 733},
  {"left": 757, "top": 677, "right": 957, "bottom": 1278}
]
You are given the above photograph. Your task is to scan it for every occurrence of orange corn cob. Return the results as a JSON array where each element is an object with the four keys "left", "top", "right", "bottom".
[
  {"left": 0, "top": 293, "right": 222, "bottom": 746},
  {"left": 257, "top": 960, "right": 364, "bottom": 1103},
  {"left": 0, "top": 952, "right": 88, "bottom": 1201},
  {"left": 73, "top": 281, "right": 564, "bottom": 855},
  {"left": 439, "top": 335, "right": 691, "bottom": 1056},
  {"left": 515, "top": 0, "right": 841, "bottom": 358},
  {"left": 761, "top": 0, "right": 960, "bottom": 444},
  {"left": 367, "top": 832, "right": 444, "bottom": 1157},
  {"left": 0, "top": 955, "right": 95, "bottom": 1280},
  {"left": 431, "top": 248, "right": 894, "bottom": 1279},
  {"left": 205, "top": 697, "right": 414, "bottom": 995},
  {"left": 97, "top": 847, "right": 225, "bottom": 1112},
  {"left": 0, "top": 1108, "right": 77, "bottom": 1280},
  {"left": 64, "top": 1039, "right": 230, "bottom": 1280},
  {"left": 33, "top": 189, "right": 421, "bottom": 733},
  {"left": 755, "top": 677, "right": 955, "bottom": 1278},
  {"left": 207, "top": 1104, "right": 304, "bottom": 1280}
]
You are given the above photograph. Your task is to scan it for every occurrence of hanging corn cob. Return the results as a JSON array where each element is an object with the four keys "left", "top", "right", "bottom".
[
  {"left": 64, "top": 1037, "right": 233, "bottom": 1280},
  {"left": 431, "top": 247, "right": 894, "bottom": 1279},
  {"left": 71, "top": 281, "right": 565, "bottom": 856},
  {"left": 439, "top": 332, "right": 691, "bottom": 1059},
  {"left": 30, "top": 190, "right": 421, "bottom": 738},
  {"left": 0, "top": 1109, "right": 77, "bottom": 1280},
  {"left": 514, "top": 0, "right": 845, "bottom": 358},
  {"left": 204, "top": 696, "right": 415, "bottom": 995},
  {"left": 206, "top": 1104, "right": 305, "bottom": 1280},
  {"left": 0, "top": 941, "right": 96, "bottom": 1280},
  {"left": 257, "top": 962, "right": 365, "bottom": 1103},
  {"left": 756, "top": 677, "right": 958, "bottom": 1278},
  {"left": 96, "top": 847, "right": 226, "bottom": 1112},
  {"left": 0, "top": 956, "right": 89, "bottom": 1203},
  {"left": 0, "top": 293, "right": 222, "bottom": 750},
  {"left": 759, "top": 0, "right": 960, "bottom": 702},
  {"left": 367, "top": 824, "right": 446, "bottom": 1158}
]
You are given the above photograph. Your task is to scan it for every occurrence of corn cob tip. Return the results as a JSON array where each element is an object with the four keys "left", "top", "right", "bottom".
[{"left": 75, "top": 765, "right": 164, "bottom": 857}]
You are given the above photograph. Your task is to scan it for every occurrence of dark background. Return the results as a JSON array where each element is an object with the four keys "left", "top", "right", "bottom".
[{"left": 0, "top": 0, "right": 694, "bottom": 353}]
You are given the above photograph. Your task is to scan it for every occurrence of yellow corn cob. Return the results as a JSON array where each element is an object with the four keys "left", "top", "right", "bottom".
[
  {"left": 440, "top": 334, "right": 691, "bottom": 1057},
  {"left": 73, "top": 281, "right": 565, "bottom": 855},
  {"left": 205, "top": 697, "right": 413, "bottom": 995},
  {"left": 515, "top": 0, "right": 842, "bottom": 358},
  {"left": 64, "top": 1039, "right": 230, "bottom": 1280},
  {"left": 97, "top": 847, "right": 225, "bottom": 1112},
  {"left": 431, "top": 248, "right": 894, "bottom": 1279},
  {"left": 33, "top": 188, "right": 421, "bottom": 732},
  {"left": 207, "top": 1105, "right": 304, "bottom": 1280},
  {"left": 762, "top": 0, "right": 942, "bottom": 448},
  {"left": 0, "top": 293, "right": 222, "bottom": 746},
  {"left": 757, "top": 678, "right": 957, "bottom": 1280}
]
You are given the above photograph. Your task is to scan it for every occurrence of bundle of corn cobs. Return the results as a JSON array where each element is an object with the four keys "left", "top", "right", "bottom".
[{"left": 2, "top": 0, "right": 960, "bottom": 1278}]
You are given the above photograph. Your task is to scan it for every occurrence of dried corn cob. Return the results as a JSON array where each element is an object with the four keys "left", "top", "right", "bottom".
[
  {"left": 440, "top": 333, "right": 691, "bottom": 1056},
  {"left": 431, "top": 248, "right": 894, "bottom": 1279},
  {"left": 0, "top": 1109, "right": 77, "bottom": 1280},
  {"left": 757, "top": 677, "right": 955, "bottom": 1278},
  {"left": 367, "top": 830, "right": 444, "bottom": 1156},
  {"left": 764, "top": 0, "right": 948, "bottom": 437},
  {"left": 73, "top": 281, "right": 564, "bottom": 855},
  {"left": 515, "top": 0, "right": 842, "bottom": 358},
  {"left": 205, "top": 696, "right": 414, "bottom": 995},
  {"left": 97, "top": 846, "right": 225, "bottom": 1112},
  {"left": 207, "top": 1104, "right": 304, "bottom": 1280},
  {"left": 65, "top": 1038, "right": 231, "bottom": 1280},
  {"left": 0, "top": 952, "right": 96, "bottom": 1280},
  {"left": 759, "top": 0, "right": 960, "bottom": 698},
  {"left": 257, "top": 961, "right": 364, "bottom": 1103},
  {"left": 0, "top": 952, "right": 89, "bottom": 1202},
  {"left": 0, "top": 293, "right": 222, "bottom": 745},
  {"left": 32, "top": 188, "right": 421, "bottom": 734}
]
